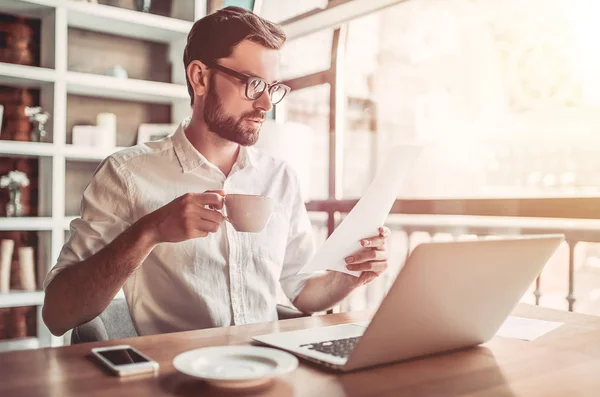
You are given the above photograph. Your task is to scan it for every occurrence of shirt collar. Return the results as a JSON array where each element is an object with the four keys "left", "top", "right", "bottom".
[
  {"left": 173, "top": 118, "right": 258, "bottom": 173},
  {"left": 238, "top": 145, "right": 258, "bottom": 170}
]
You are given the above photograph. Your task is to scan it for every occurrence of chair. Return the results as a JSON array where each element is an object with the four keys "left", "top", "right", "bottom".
[
  {"left": 70, "top": 299, "right": 137, "bottom": 344},
  {"left": 71, "top": 299, "right": 307, "bottom": 344}
]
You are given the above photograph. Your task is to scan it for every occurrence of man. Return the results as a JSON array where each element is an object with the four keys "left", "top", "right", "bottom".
[{"left": 42, "top": 7, "right": 390, "bottom": 337}]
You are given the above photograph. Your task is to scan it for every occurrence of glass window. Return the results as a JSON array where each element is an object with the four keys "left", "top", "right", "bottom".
[
  {"left": 279, "top": 84, "right": 330, "bottom": 200},
  {"left": 208, "top": 0, "right": 255, "bottom": 13},
  {"left": 280, "top": 29, "right": 333, "bottom": 80},
  {"left": 342, "top": 0, "right": 600, "bottom": 199},
  {"left": 336, "top": 0, "right": 600, "bottom": 316}
]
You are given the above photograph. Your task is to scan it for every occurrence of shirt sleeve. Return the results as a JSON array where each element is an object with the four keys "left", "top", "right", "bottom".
[
  {"left": 279, "top": 169, "right": 320, "bottom": 303},
  {"left": 43, "top": 157, "right": 133, "bottom": 290}
]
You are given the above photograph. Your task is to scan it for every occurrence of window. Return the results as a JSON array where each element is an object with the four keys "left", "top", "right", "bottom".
[
  {"left": 280, "top": 29, "right": 333, "bottom": 80},
  {"left": 208, "top": 0, "right": 256, "bottom": 13},
  {"left": 280, "top": 84, "right": 331, "bottom": 199},
  {"left": 341, "top": 0, "right": 600, "bottom": 199}
]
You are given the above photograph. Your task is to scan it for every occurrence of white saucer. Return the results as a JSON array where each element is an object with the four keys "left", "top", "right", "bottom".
[{"left": 172, "top": 345, "right": 298, "bottom": 389}]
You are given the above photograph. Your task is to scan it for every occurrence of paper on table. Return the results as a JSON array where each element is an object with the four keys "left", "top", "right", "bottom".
[
  {"left": 495, "top": 316, "right": 563, "bottom": 341},
  {"left": 300, "top": 144, "right": 423, "bottom": 276}
]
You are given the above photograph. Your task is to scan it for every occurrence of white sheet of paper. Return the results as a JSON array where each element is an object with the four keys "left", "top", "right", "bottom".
[
  {"left": 495, "top": 316, "right": 563, "bottom": 341},
  {"left": 300, "top": 144, "right": 423, "bottom": 276}
]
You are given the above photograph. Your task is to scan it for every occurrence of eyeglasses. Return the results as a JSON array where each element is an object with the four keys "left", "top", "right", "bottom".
[{"left": 204, "top": 60, "right": 291, "bottom": 105}]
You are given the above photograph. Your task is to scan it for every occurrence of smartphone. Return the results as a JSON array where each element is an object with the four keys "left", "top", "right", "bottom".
[{"left": 91, "top": 345, "right": 159, "bottom": 376}]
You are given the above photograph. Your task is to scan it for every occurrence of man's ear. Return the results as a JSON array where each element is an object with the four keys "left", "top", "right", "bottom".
[{"left": 187, "top": 60, "right": 209, "bottom": 98}]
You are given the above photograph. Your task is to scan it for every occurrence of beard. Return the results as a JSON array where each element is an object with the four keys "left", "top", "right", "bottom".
[{"left": 203, "top": 75, "right": 265, "bottom": 147}]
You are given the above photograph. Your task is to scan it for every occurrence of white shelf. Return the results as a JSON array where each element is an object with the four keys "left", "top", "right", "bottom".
[
  {"left": 64, "top": 0, "right": 193, "bottom": 43},
  {"left": 0, "top": 217, "right": 54, "bottom": 231},
  {"left": 0, "top": 0, "right": 199, "bottom": 352},
  {"left": 0, "top": 53, "right": 189, "bottom": 107},
  {"left": 66, "top": 71, "right": 188, "bottom": 104},
  {"left": 2, "top": 1, "right": 194, "bottom": 42},
  {"left": 63, "top": 145, "right": 128, "bottom": 162},
  {"left": 0, "top": 141, "right": 131, "bottom": 161},
  {"left": 0, "top": 291, "right": 45, "bottom": 309},
  {"left": 1, "top": 0, "right": 56, "bottom": 18},
  {"left": 0, "top": 337, "right": 39, "bottom": 353},
  {"left": 0, "top": 62, "right": 56, "bottom": 88},
  {"left": 0, "top": 140, "right": 55, "bottom": 158}
]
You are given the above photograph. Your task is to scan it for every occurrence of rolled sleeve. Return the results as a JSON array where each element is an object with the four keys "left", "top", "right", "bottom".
[
  {"left": 43, "top": 157, "right": 133, "bottom": 290},
  {"left": 279, "top": 171, "right": 319, "bottom": 303}
]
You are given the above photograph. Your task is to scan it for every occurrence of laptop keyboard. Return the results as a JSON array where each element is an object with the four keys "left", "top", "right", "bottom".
[{"left": 300, "top": 336, "right": 361, "bottom": 358}]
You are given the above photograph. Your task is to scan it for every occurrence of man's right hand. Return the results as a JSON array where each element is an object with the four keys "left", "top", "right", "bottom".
[{"left": 141, "top": 191, "right": 226, "bottom": 244}]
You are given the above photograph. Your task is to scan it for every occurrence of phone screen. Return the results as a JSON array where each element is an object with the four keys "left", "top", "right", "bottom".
[{"left": 97, "top": 348, "right": 150, "bottom": 366}]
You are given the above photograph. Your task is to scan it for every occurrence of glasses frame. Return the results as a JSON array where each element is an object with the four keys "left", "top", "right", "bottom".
[{"left": 203, "top": 60, "right": 291, "bottom": 105}]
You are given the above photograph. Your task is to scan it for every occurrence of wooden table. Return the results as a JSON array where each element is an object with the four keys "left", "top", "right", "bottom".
[{"left": 2, "top": 304, "right": 600, "bottom": 397}]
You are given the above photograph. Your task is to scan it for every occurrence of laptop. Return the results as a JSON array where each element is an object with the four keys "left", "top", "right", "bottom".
[{"left": 253, "top": 234, "right": 564, "bottom": 372}]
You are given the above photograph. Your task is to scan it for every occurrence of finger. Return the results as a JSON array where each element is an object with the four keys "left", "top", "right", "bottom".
[
  {"left": 195, "top": 218, "right": 222, "bottom": 234},
  {"left": 360, "top": 235, "right": 386, "bottom": 249},
  {"left": 345, "top": 249, "right": 386, "bottom": 264},
  {"left": 198, "top": 206, "right": 225, "bottom": 224},
  {"left": 379, "top": 226, "right": 391, "bottom": 237},
  {"left": 183, "top": 211, "right": 222, "bottom": 236},
  {"left": 346, "top": 260, "right": 388, "bottom": 273},
  {"left": 194, "top": 192, "right": 224, "bottom": 208},
  {"left": 205, "top": 189, "right": 225, "bottom": 196}
]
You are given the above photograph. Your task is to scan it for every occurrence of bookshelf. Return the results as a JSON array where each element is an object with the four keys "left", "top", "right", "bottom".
[
  {"left": 0, "top": 0, "right": 205, "bottom": 349},
  {"left": 0, "top": 0, "right": 378, "bottom": 351}
]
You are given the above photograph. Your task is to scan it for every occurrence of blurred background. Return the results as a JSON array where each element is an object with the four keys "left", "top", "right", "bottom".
[{"left": 2, "top": 0, "right": 600, "bottom": 350}]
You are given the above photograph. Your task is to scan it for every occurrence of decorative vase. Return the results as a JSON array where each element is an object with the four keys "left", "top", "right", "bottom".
[
  {"left": 0, "top": 240, "right": 14, "bottom": 294},
  {"left": 134, "top": 0, "right": 151, "bottom": 12},
  {"left": 0, "top": 17, "right": 36, "bottom": 66},
  {"left": 18, "top": 247, "right": 36, "bottom": 291},
  {"left": 6, "top": 187, "right": 23, "bottom": 217}
]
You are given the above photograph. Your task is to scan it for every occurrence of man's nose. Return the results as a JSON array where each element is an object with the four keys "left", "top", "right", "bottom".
[{"left": 253, "top": 89, "right": 273, "bottom": 112}]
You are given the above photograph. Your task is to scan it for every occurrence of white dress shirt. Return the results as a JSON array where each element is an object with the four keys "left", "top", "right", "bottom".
[{"left": 44, "top": 119, "right": 316, "bottom": 336}]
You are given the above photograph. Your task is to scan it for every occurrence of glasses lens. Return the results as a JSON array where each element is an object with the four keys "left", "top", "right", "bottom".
[
  {"left": 247, "top": 78, "right": 267, "bottom": 99},
  {"left": 270, "top": 85, "right": 289, "bottom": 104}
]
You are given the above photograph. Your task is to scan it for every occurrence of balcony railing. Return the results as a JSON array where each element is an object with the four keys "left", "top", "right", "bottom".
[{"left": 306, "top": 197, "right": 600, "bottom": 312}]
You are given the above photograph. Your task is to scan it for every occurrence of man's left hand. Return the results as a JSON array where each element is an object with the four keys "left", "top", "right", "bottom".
[{"left": 345, "top": 226, "right": 391, "bottom": 286}]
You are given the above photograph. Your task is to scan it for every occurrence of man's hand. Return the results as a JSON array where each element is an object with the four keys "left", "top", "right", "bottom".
[
  {"left": 345, "top": 226, "right": 391, "bottom": 286},
  {"left": 292, "top": 226, "right": 392, "bottom": 314},
  {"left": 142, "top": 190, "right": 226, "bottom": 244}
]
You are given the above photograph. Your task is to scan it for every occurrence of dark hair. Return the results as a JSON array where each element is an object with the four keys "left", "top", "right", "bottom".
[{"left": 183, "top": 6, "right": 286, "bottom": 106}]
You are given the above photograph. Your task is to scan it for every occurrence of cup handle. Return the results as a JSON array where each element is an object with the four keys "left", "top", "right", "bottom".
[{"left": 208, "top": 204, "right": 230, "bottom": 224}]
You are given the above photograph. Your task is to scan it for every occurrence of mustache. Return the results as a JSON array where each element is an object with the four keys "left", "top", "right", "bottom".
[{"left": 241, "top": 110, "right": 266, "bottom": 121}]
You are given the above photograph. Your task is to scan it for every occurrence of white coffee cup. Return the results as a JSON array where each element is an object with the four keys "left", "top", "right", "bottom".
[{"left": 222, "top": 194, "right": 274, "bottom": 233}]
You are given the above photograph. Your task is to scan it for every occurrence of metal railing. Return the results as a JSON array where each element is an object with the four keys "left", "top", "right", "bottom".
[{"left": 306, "top": 197, "right": 600, "bottom": 312}]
